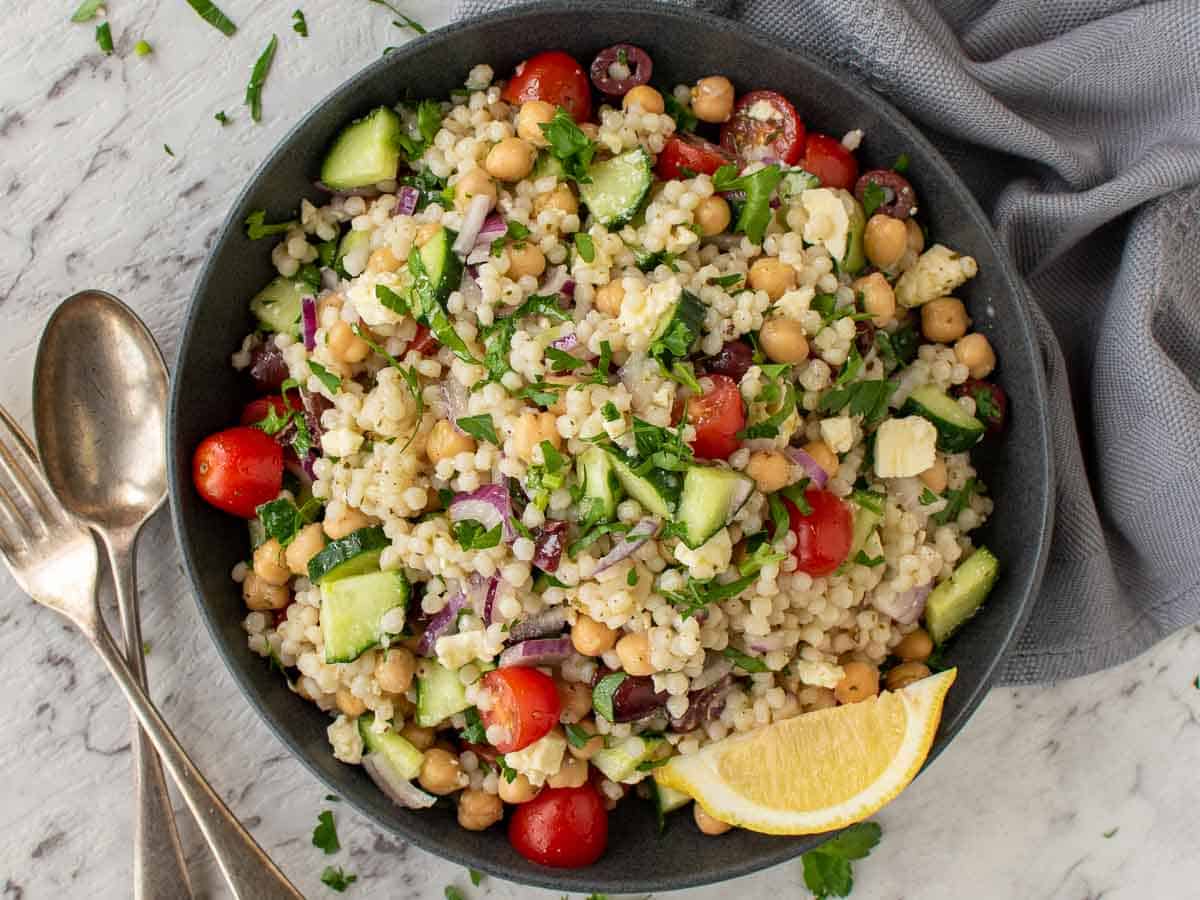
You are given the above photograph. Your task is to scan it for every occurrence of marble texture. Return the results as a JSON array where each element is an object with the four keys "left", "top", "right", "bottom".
[{"left": 1, "top": 2, "right": 1198, "bottom": 898}]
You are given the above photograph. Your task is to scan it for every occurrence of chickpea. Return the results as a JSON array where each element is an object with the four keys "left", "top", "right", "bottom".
[
  {"left": 506, "top": 241, "right": 547, "bottom": 280},
  {"left": 252, "top": 538, "right": 290, "bottom": 586},
  {"left": 418, "top": 748, "right": 465, "bottom": 795},
  {"left": 853, "top": 272, "right": 897, "bottom": 327},
  {"left": 556, "top": 680, "right": 593, "bottom": 724},
  {"left": 746, "top": 450, "right": 790, "bottom": 494},
  {"left": 615, "top": 632, "right": 654, "bottom": 677},
  {"left": 548, "top": 754, "right": 589, "bottom": 789},
  {"left": 921, "top": 297, "right": 969, "bottom": 343},
  {"left": 457, "top": 788, "right": 503, "bottom": 831},
  {"left": 318, "top": 292, "right": 344, "bottom": 319},
  {"left": 414, "top": 222, "right": 441, "bottom": 247},
  {"left": 426, "top": 419, "right": 477, "bottom": 465},
  {"left": 802, "top": 440, "right": 839, "bottom": 479},
  {"left": 886, "top": 661, "right": 932, "bottom": 691},
  {"left": 748, "top": 256, "right": 797, "bottom": 300},
  {"left": 365, "top": 246, "right": 402, "bottom": 275},
  {"left": 571, "top": 615, "right": 619, "bottom": 657},
  {"left": 400, "top": 722, "right": 435, "bottom": 751},
  {"left": 335, "top": 688, "right": 367, "bottom": 718},
  {"left": 533, "top": 183, "right": 578, "bottom": 215},
  {"left": 497, "top": 771, "right": 539, "bottom": 804},
  {"left": 955, "top": 332, "right": 996, "bottom": 379},
  {"left": 919, "top": 456, "right": 948, "bottom": 494},
  {"left": 864, "top": 214, "right": 908, "bottom": 270},
  {"left": 327, "top": 319, "right": 370, "bottom": 365},
  {"left": 566, "top": 719, "right": 605, "bottom": 760},
  {"left": 485, "top": 136, "right": 536, "bottom": 182},
  {"left": 513, "top": 411, "right": 562, "bottom": 463},
  {"left": 516, "top": 99, "right": 557, "bottom": 147},
  {"left": 546, "top": 374, "right": 581, "bottom": 415},
  {"left": 622, "top": 85, "right": 665, "bottom": 114},
  {"left": 759, "top": 317, "right": 809, "bottom": 364},
  {"left": 593, "top": 280, "right": 625, "bottom": 317},
  {"left": 797, "top": 685, "right": 838, "bottom": 711},
  {"left": 376, "top": 647, "right": 417, "bottom": 694},
  {"left": 242, "top": 571, "right": 290, "bottom": 611},
  {"left": 905, "top": 217, "right": 925, "bottom": 255},
  {"left": 323, "top": 504, "right": 371, "bottom": 540},
  {"left": 690, "top": 76, "right": 734, "bottom": 124},
  {"left": 694, "top": 804, "right": 732, "bottom": 835},
  {"left": 453, "top": 168, "right": 498, "bottom": 214},
  {"left": 285, "top": 523, "right": 326, "bottom": 576},
  {"left": 834, "top": 661, "right": 880, "bottom": 704},
  {"left": 693, "top": 195, "right": 731, "bottom": 236},
  {"left": 893, "top": 628, "right": 934, "bottom": 663}
]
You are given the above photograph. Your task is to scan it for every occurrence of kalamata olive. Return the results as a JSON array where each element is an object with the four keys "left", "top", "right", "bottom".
[
  {"left": 669, "top": 674, "right": 733, "bottom": 733},
  {"left": 854, "top": 319, "right": 877, "bottom": 358},
  {"left": 301, "top": 391, "right": 333, "bottom": 444},
  {"left": 952, "top": 379, "right": 1007, "bottom": 434},
  {"left": 589, "top": 668, "right": 667, "bottom": 722},
  {"left": 589, "top": 44, "right": 653, "bottom": 97},
  {"left": 248, "top": 343, "right": 289, "bottom": 392},
  {"left": 854, "top": 169, "right": 918, "bottom": 219},
  {"left": 703, "top": 340, "right": 754, "bottom": 382}
]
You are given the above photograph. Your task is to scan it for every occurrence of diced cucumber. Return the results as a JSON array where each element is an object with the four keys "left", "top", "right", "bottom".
[
  {"left": 839, "top": 191, "right": 866, "bottom": 275},
  {"left": 779, "top": 168, "right": 820, "bottom": 199},
  {"left": 847, "top": 494, "right": 883, "bottom": 559},
  {"left": 321, "top": 569, "right": 409, "bottom": 663},
  {"left": 532, "top": 151, "right": 565, "bottom": 181},
  {"left": 674, "top": 466, "right": 754, "bottom": 550},
  {"left": 577, "top": 446, "right": 621, "bottom": 524},
  {"left": 604, "top": 448, "right": 681, "bottom": 518},
  {"left": 320, "top": 106, "right": 403, "bottom": 191},
  {"left": 307, "top": 526, "right": 389, "bottom": 584},
  {"left": 335, "top": 228, "right": 372, "bottom": 278},
  {"left": 415, "top": 659, "right": 471, "bottom": 727},
  {"left": 925, "top": 546, "right": 999, "bottom": 644},
  {"left": 579, "top": 147, "right": 653, "bottom": 228},
  {"left": 416, "top": 225, "right": 463, "bottom": 304},
  {"left": 904, "top": 384, "right": 985, "bottom": 453},
  {"left": 358, "top": 713, "right": 424, "bottom": 780},
  {"left": 591, "top": 735, "right": 667, "bottom": 783},
  {"left": 248, "top": 518, "right": 267, "bottom": 551},
  {"left": 649, "top": 290, "right": 706, "bottom": 361},
  {"left": 652, "top": 780, "right": 692, "bottom": 815},
  {"left": 250, "top": 276, "right": 309, "bottom": 335}
]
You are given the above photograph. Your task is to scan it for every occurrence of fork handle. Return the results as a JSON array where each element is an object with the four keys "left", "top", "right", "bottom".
[
  {"left": 105, "top": 536, "right": 195, "bottom": 900},
  {"left": 88, "top": 620, "right": 304, "bottom": 900}
]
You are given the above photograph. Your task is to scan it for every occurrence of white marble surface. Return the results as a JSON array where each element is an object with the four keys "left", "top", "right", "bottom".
[{"left": 2, "top": 2, "right": 1198, "bottom": 898}]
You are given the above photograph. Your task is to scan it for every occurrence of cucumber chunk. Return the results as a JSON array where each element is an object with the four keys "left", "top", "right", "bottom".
[
  {"left": 577, "top": 446, "right": 620, "bottom": 525},
  {"left": 847, "top": 493, "right": 883, "bottom": 558},
  {"left": 321, "top": 569, "right": 409, "bottom": 663},
  {"left": 579, "top": 147, "right": 653, "bottom": 228},
  {"left": 591, "top": 735, "right": 667, "bottom": 783},
  {"left": 652, "top": 780, "right": 692, "bottom": 815},
  {"left": 358, "top": 713, "right": 424, "bottom": 780},
  {"left": 649, "top": 290, "right": 706, "bottom": 361},
  {"left": 604, "top": 448, "right": 681, "bottom": 518},
  {"left": 840, "top": 191, "right": 866, "bottom": 275},
  {"left": 674, "top": 466, "right": 754, "bottom": 550},
  {"left": 415, "top": 659, "right": 471, "bottom": 727},
  {"left": 250, "top": 276, "right": 309, "bottom": 335},
  {"left": 904, "top": 384, "right": 985, "bottom": 453},
  {"left": 307, "top": 526, "right": 389, "bottom": 584},
  {"left": 416, "top": 225, "right": 463, "bottom": 304},
  {"left": 320, "top": 106, "right": 403, "bottom": 191},
  {"left": 532, "top": 151, "right": 565, "bottom": 181},
  {"left": 335, "top": 228, "right": 372, "bottom": 278},
  {"left": 925, "top": 546, "right": 999, "bottom": 644}
]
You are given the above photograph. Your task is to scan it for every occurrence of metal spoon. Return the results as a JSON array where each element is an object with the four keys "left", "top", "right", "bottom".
[{"left": 34, "top": 290, "right": 193, "bottom": 900}]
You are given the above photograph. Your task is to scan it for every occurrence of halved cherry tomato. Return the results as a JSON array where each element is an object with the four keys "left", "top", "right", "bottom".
[
  {"left": 479, "top": 667, "right": 561, "bottom": 754},
  {"left": 239, "top": 394, "right": 299, "bottom": 427},
  {"left": 193, "top": 426, "right": 284, "bottom": 518},
  {"left": 802, "top": 133, "right": 860, "bottom": 191},
  {"left": 786, "top": 488, "right": 853, "bottom": 577},
  {"left": 684, "top": 374, "right": 745, "bottom": 461},
  {"left": 720, "top": 90, "right": 805, "bottom": 165},
  {"left": 508, "top": 784, "right": 608, "bottom": 868},
  {"left": 405, "top": 323, "right": 438, "bottom": 356},
  {"left": 501, "top": 50, "right": 592, "bottom": 123},
  {"left": 655, "top": 134, "right": 732, "bottom": 180}
]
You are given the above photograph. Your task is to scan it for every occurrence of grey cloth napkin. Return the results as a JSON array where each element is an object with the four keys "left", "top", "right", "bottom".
[{"left": 454, "top": 0, "right": 1200, "bottom": 684}]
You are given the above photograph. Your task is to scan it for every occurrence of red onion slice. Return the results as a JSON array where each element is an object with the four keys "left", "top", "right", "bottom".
[
  {"left": 548, "top": 332, "right": 579, "bottom": 352},
  {"left": 395, "top": 185, "right": 420, "bottom": 217},
  {"left": 873, "top": 581, "right": 932, "bottom": 625},
  {"left": 362, "top": 754, "right": 437, "bottom": 809},
  {"left": 301, "top": 296, "right": 318, "bottom": 351},
  {"left": 786, "top": 446, "right": 829, "bottom": 489},
  {"left": 482, "top": 576, "right": 499, "bottom": 625},
  {"left": 452, "top": 194, "right": 491, "bottom": 257},
  {"left": 497, "top": 636, "right": 574, "bottom": 669},
  {"left": 594, "top": 518, "right": 659, "bottom": 574},
  {"left": 416, "top": 591, "right": 467, "bottom": 656},
  {"left": 532, "top": 520, "right": 568, "bottom": 572},
  {"left": 449, "top": 484, "right": 517, "bottom": 542},
  {"left": 506, "top": 607, "right": 569, "bottom": 643},
  {"left": 441, "top": 379, "right": 468, "bottom": 431},
  {"left": 589, "top": 44, "right": 653, "bottom": 97}
]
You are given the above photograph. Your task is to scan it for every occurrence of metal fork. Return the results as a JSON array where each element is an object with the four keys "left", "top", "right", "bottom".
[{"left": 0, "top": 404, "right": 304, "bottom": 900}]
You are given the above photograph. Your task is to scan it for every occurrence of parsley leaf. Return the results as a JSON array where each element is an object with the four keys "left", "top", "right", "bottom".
[
  {"left": 71, "top": 0, "right": 105, "bottom": 23},
  {"left": 320, "top": 866, "right": 357, "bottom": 892},
  {"left": 351, "top": 324, "right": 424, "bottom": 452},
  {"left": 409, "top": 250, "right": 478, "bottom": 363},
  {"left": 972, "top": 385, "right": 1000, "bottom": 421},
  {"left": 308, "top": 360, "right": 341, "bottom": 394},
  {"left": 312, "top": 810, "right": 340, "bottom": 854},
  {"left": 592, "top": 672, "right": 627, "bottom": 722},
  {"left": 494, "top": 755, "right": 518, "bottom": 783},
  {"left": 395, "top": 99, "right": 442, "bottom": 159},
  {"left": 931, "top": 477, "right": 979, "bottom": 526},
  {"left": 663, "top": 94, "right": 698, "bottom": 133},
  {"left": 480, "top": 293, "right": 569, "bottom": 384},
  {"left": 539, "top": 108, "right": 597, "bottom": 183},
  {"left": 564, "top": 723, "right": 592, "bottom": 748},
  {"left": 256, "top": 496, "right": 319, "bottom": 547},
  {"left": 452, "top": 519, "right": 503, "bottom": 551},
  {"left": 601, "top": 401, "right": 621, "bottom": 422},
  {"left": 664, "top": 571, "right": 760, "bottom": 618},
  {"left": 708, "top": 272, "right": 745, "bottom": 289},
  {"left": 892, "top": 153, "right": 910, "bottom": 174},
  {"left": 800, "top": 821, "right": 882, "bottom": 899},
  {"left": 163, "top": 144, "right": 175, "bottom": 157},
  {"left": 468, "top": 869, "right": 483, "bottom": 887},
  {"left": 874, "top": 324, "right": 919, "bottom": 371},
  {"left": 712, "top": 163, "right": 784, "bottom": 245},
  {"left": 444, "top": 888, "right": 465, "bottom": 900},
  {"left": 834, "top": 344, "right": 864, "bottom": 387},
  {"left": 516, "top": 381, "right": 563, "bottom": 407},
  {"left": 723, "top": 646, "right": 769, "bottom": 673},
  {"left": 135, "top": 39, "right": 153, "bottom": 56},
  {"left": 459, "top": 707, "right": 487, "bottom": 744},
  {"left": 95, "top": 22, "right": 113, "bottom": 55},
  {"left": 368, "top": 0, "right": 426, "bottom": 34},
  {"left": 818, "top": 379, "right": 897, "bottom": 427},
  {"left": 861, "top": 178, "right": 886, "bottom": 218},
  {"left": 853, "top": 550, "right": 884, "bottom": 567},
  {"left": 292, "top": 9, "right": 309, "bottom": 36},
  {"left": 573, "top": 232, "right": 596, "bottom": 263},
  {"left": 768, "top": 493, "right": 790, "bottom": 542},
  {"left": 397, "top": 168, "right": 452, "bottom": 210},
  {"left": 779, "top": 480, "right": 813, "bottom": 514},
  {"left": 185, "top": 0, "right": 237, "bottom": 36},
  {"left": 490, "top": 218, "right": 530, "bottom": 257},
  {"left": 546, "top": 346, "right": 587, "bottom": 372},
  {"left": 568, "top": 522, "right": 630, "bottom": 558},
  {"left": 215, "top": 110, "right": 230, "bottom": 125},
  {"left": 244, "top": 209, "right": 297, "bottom": 240},
  {"left": 244, "top": 34, "right": 279, "bottom": 123},
  {"left": 456, "top": 414, "right": 499, "bottom": 445}
]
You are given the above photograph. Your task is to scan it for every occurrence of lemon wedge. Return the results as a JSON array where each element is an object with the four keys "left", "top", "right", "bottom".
[{"left": 654, "top": 668, "right": 956, "bottom": 835}]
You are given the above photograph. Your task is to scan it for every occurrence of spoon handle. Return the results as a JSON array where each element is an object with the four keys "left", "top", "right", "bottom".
[
  {"left": 105, "top": 537, "right": 195, "bottom": 900},
  {"left": 87, "top": 615, "right": 305, "bottom": 900}
]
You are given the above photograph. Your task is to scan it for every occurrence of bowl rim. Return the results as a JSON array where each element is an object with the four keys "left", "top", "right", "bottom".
[{"left": 167, "top": 0, "right": 1054, "bottom": 891}]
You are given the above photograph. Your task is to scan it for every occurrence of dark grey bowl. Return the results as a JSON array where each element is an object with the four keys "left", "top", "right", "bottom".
[{"left": 168, "top": 1, "right": 1053, "bottom": 893}]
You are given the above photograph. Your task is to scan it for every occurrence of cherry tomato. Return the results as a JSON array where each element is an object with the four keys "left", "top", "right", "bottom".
[
  {"left": 786, "top": 488, "right": 853, "bottom": 577},
  {"left": 720, "top": 90, "right": 805, "bottom": 165},
  {"left": 685, "top": 374, "right": 745, "bottom": 461},
  {"left": 501, "top": 50, "right": 592, "bottom": 123},
  {"left": 403, "top": 323, "right": 438, "bottom": 357},
  {"left": 479, "top": 667, "right": 561, "bottom": 754},
  {"left": 193, "top": 426, "right": 284, "bottom": 518},
  {"left": 802, "top": 133, "right": 860, "bottom": 191},
  {"left": 508, "top": 784, "right": 608, "bottom": 868},
  {"left": 239, "top": 394, "right": 299, "bottom": 427},
  {"left": 655, "top": 134, "right": 732, "bottom": 180}
]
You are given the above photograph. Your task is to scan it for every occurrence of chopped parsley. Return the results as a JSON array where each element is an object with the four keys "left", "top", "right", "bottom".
[
  {"left": 564, "top": 723, "right": 592, "bottom": 748},
  {"left": 892, "top": 153, "right": 910, "bottom": 174},
  {"left": 850, "top": 489, "right": 885, "bottom": 515},
  {"left": 723, "top": 647, "right": 769, "bottom": 673},
  {"left": 368, "top": 0, "right": 426, "bottom": 34},
  {"left": 490, "top": 218, "right": 531, "bottom": 257},
  {"left": 738, "top": 381, "right": 797, "bottom": 441},
  {"left": 468, "top": 869, "right": 483, "bottom": 887},
  {"left": 479, "top": 292, "right": 570, "bottom": 385},
  {"left": 818, "top": 378, "right": 897, "bottom": 427},
  {"left": 308, "top": 360, "right": 342, "bottom": 394},
  {"left": 452, "top": 519, "right": 502, "bottom": 551},
  {"left": 591, "top": 672, "right": 627, "bottom": 722},
  {"left": 71, "top": 0, "right": 105, "bottom": 23},
  {"left": 853, "top": 550, "right": 884, "bottom": 567},
  {"left": 627, "top": 568, "right": 639, "bottom": 586},
  {"left": 312, "top": 810, "right": 340, "bottom": 854},
  {"left": 875, "top": 324, "right": 919, "bottom": 371},
  {"left": 244, "top": 209, "right": 297, "bottom": 239},
  {"left": 767, "top": 493, "right": 790, "bottom": 542},
  {"left": 601, "top": 401, "right": 621, "bottom": 422},
  {"left": 320, "top": 866, "right": 357, "bottom": 892},
  {"left": 712, "top": 163, "right": 784, "bottom": 245},
  {"left": 545, "top": 346, "right": 586, "bottom": 372},
  {"left": 526, "top": 440, "right": 568, "bottom": 511},
  {"left": 663, "top": 94, "right": 697, "bottom": 133},
  {"left": 539, "top": 108, "right": 596, "bottom": 183},
  {"left": 351, "top": 324, "right": 424, "bottom": 452},
  {"left": 456, "top": 414, "right": 499, "bottom": 445},
  {"left": 244, "top": 34, "right": 279, "bottom": 123},
  {"left": 292, "top": 9, "right": 308, "bottom": 36},
  {"left": 573, "top": 232, "right": 596, "bottom": 263},
  {"left": 163, "top": 144, "right": 175, "bottom": 157},
  {"left": 185, "top": 0, "right": 237, "bottom": 37},
  {"left": 494, "top": 755, "right": 518, "bottom": 783},
  {"left": 971, "top": 385, "right": 1001, "bottom": 421},
  {"left": 835, "top": 344, "right": 864, "bottom": 387},
  {"left": 516, "top": 381, "right": 563, "bottom": 407},
  {"left": 708, "top": 272, "right": 745, "bottom": 289},
  {"left": 779, "top": 480, "right": 813, "bottom": 515},
  {"left": 568, "top": 522, "right": 630, "bottom": 559},
  {"left": 134, "top": 39, "right": 153, "bottom": 56},
  {"left": 800, "top": 821, "right": 882, "bottom": 899},
  {"left": 397, "top": 168, "right": 453, "bottom": 210},
  {"left": 95, "top": 22, "right": 113, "bottom": 54},
  {"left": 444, "top": 888, "right": 465, "bottom": 900},
  {"left": 409, "top": 250, "right": 479, "bottom": 363},
  {"left": 635, "top": 757, "right": 671, "bottom": 772},
  {"left": 631, "top": 417, "right": 694, "bottom": 473},
  {"left": 215, "top": 110, "right": 230, "bottom": 125},
  {"left": 919, "top": 487, "right": 940, "bottom": 505},
  {"left": 861, "top": 178, "right": 887, "bottom": 218},
  {"left": 737, "top": 534, "right": 786, "bottom": 577},
  {"left": 1103, "top": 827, "right": 1119, "bottom": 839},
  {"left": 931, "top": 477, "right": 979, "bottom": 527},
  {"left": 458, "top": 707, "right": 487, "bottom": 744},
  {"left": 256, "top": 496, "right": 319, "bottom": 547}
]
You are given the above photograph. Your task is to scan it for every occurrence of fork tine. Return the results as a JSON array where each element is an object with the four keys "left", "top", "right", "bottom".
[
  {"left": 0, "top": 482, "right": 28, "bottom": 555},
  {"left": 0, "top": 404, "right": 65, "bottom": 529}
]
